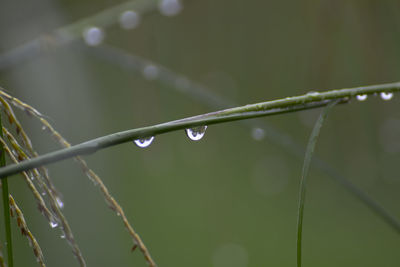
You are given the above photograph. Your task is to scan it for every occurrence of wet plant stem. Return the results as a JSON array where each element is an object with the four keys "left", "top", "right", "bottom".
[
  {"left": 0, "top": 81, "right": 399, "bottom": 179},
  {"left": 0, "top": 113, "right": 13, "bottom": 267}
]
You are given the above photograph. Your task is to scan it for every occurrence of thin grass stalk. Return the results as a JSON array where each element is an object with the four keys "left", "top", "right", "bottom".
[
  {"left": 0, "top": 82, "right": 399, "bottom": 179},
  {"left": 8, "top": 195, "right": 45, "bottom": 267},
  {"left": 296, "top": 101, "right": 337, "bottom": 267},
  {"left": 0, "top": 135, "right": 54, "bottom": 225},
  {"left": 0, "top": 113, "right": 13, "bottom": 267},
  {"left": 37, "top": 115, "right": 156, "bottom": 266},
  {"left": 0, "top": 96, "right": 61, "bottom": 202},
  {"left": 0, "top": 89, "right": 156, "bottom": 265},
  {"left": 2, "top": 129, "right": 86, "bottom": 267}
]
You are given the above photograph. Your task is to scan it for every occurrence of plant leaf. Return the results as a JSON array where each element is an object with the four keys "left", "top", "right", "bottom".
[{"left": 296, "top": 100, "right": 337, "bottom": 267}]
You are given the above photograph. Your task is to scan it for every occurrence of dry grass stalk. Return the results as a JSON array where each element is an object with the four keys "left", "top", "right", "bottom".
[
  {"left": 2, "top": 128, "right": 86, "bottom": 267},
  {"left": 0, "top": 96, "right": 60, "bottom": 201},
  {"left": 0, "top": 89, "right": 156, "bottom": 266},
  {"left": 0, "top": 134, "right": 54, "bottom": 225},
  {"left": 9, "top": 195, "right": 46, "bottom": 267}
]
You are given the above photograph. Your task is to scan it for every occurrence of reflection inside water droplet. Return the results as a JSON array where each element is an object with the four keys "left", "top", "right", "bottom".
[
  {"left": 134, "top": 136, "right": 155, "bottom": 148},
  {"left": 185, "top": 126, "right": 207, "bottom": 141},
  {"left": 356, "top": 94, "right": 367, "bottom": 101},
  {"left": 380, "top": 92, "right": 393, "bottom": 101}
]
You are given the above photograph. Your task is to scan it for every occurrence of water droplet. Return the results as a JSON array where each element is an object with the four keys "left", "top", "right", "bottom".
[
  {"left": 41, "top": 191, "right": 46, "bottom": 196},
  {"left": 307, "top": 91, "right": 320, "bottom": 97},
  {"left": 83, "top": 27, "right": 105, "bottom": 46},
  {"left": 119, "top": 10, "right": 140, "bottom": 30},
  {"left": 251, "top": 127, "right": 265, "bottom": 141},
  {"left": 356, "top": 94, "right": 368, "bottom": 101},
  {"left": 56, "top": 197, "right": 64, "bottom": 209},
  {"left": 185, "top": 126, "right": 207, "bottom": 141},
  {"left": 159, "top": 0, "right": 183, "bottom": 17},
  {"left": 380, "top": 92, "right": 393, "bottom": 101},
  {"left": 134, "top": 136, "right": 155, "bottom": 148},
  {"left": 60, "top": 233, "right": 66, "bottom": 239},
  {"left": 50, "top": 221, "right": 58, "bottom": 228},
  {"left": 142, "top": 65, "right": 159, "bottom": 80}
]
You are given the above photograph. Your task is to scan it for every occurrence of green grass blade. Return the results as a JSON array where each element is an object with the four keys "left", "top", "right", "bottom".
[
  {"left": 296, "top": 100, "right": 337, "bottom": 267},
  {"left": 0, "top": 113, "right": 13, "bottom": 267}
]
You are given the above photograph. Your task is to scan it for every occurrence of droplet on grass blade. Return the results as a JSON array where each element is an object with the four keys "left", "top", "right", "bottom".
[
  {"left": 50, "top": 221, "right": 58, "bottom": 228},
  {"left": 158, "top": 0, "right": 183, "bottom": 17},
  {"left": 356, "top": 94, "right": 368, "bottom": 101},
  {"left": 56, "top": 197, "right": 64, "bottom": 209},
  {"left": 119, "top": 10, "right": 140, "bottom": 30},
  {"left": 380, "top": 92, "right": 393, "bottom": 101},
  {"left": 134, "top": 136, "right": 155, "bottom": 148},
  {"left": 185, "top": 126, "right": 207, "bottom": 141},
  {"left": 83, "top": 27, "right": 105, "bottom": 46}
]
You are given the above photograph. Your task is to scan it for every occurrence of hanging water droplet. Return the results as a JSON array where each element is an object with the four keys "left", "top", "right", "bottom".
[
  {"left": 119, "top": 10, "right": 140, "bottom": 30},
  {"left": 41, "top": 191, "right": 46, "bottom": 196},
  {"left": 50, "top": 221, "right": 58, "bottom": 228},
  {"left": 56, "top": 197, "right": 64, "bottom": 209},
  {"left": 185, "top": 126, "right": 207, "bottom": 141},
  {"left": 60, "top": 233, "right": 66, "bottom": 239},
  {"left": 83, "top": 26, "right": 105, "bottom": 46},
  {"left": 356, "top": 94, "right": 368, "bottom": 101},
  {"left": 251, "top": 127, "right": 265, "bottom": 141},
  {"left": 380, "top": 92, "right": 393, "bottom": 101},
  {"left": 134, "top": 136, "right": 155, "bottom": 148},
  {"left": 158, "top": 0, "right": 183, "bottom": 17},
  {"left": 142, "top": 65, "right": 159, "bottom": 80}
]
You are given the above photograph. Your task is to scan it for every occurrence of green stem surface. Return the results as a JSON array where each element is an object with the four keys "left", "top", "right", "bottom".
[{"left": 0, "top": 82, "right": 399, "bottom": 179}]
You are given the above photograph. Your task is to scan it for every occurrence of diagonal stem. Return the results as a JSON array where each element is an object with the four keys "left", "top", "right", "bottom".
[{"left": 0, "top": 81, "right": 399, "bottom": 179}]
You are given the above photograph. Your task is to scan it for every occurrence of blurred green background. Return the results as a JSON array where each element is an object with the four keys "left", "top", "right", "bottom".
[{"left": 0, "top": 0, "right": 400, "bottom": 266}]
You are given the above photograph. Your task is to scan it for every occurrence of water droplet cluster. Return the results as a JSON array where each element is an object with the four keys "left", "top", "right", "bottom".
[
  {"left": 355, "top": 92, "right": 395, "bottom": 102},
  {"left": 83, "top": 1, "right": 183, "bottom": 46},
  {"left": 134, "top": 125, "right": 208, "bottom": 148}
]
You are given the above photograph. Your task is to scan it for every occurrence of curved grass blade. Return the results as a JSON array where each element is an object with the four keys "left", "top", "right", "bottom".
[{"left": 296, "top": 100, "right": 337, "bottom": 267}]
